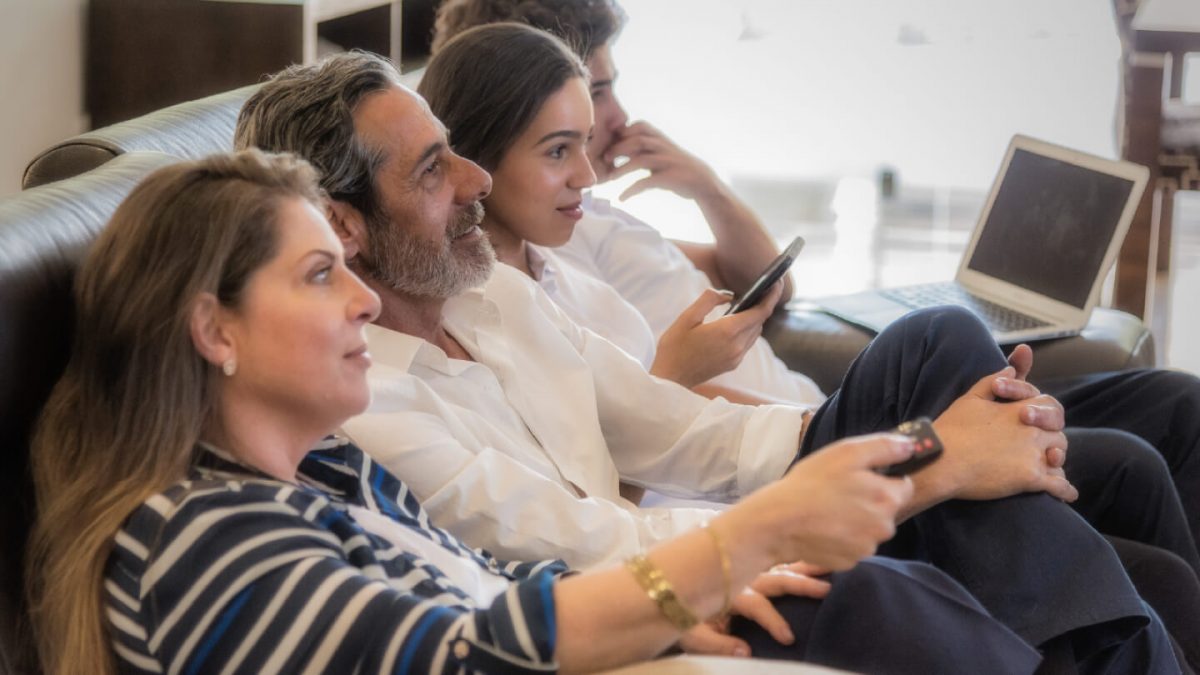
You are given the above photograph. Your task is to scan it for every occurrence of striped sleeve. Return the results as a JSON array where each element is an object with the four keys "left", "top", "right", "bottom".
[{"left": 105, "top": 482, "right": 560, "bottom": 674}]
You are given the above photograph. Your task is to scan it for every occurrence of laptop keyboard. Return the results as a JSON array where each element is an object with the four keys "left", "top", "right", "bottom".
[{"left": 879, "top": 283, "right": 1051, "bottom": 333}]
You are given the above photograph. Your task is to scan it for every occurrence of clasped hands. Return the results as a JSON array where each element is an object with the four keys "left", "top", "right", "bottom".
[
  {"left": 926, "top": 343, "right": 1078, "bottom": 504},
  {"left": 679, "top": 345, "right": 1076, "bottom": 658}
]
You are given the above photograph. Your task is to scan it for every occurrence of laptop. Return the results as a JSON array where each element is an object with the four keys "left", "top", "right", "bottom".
[{"left": 816, "top": 134, "right": 1149, "bottom": 344}]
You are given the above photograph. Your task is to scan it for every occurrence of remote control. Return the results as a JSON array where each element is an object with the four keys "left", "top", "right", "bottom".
[{"left": 877, "top": 417, "right": 944, "bottom": 477}]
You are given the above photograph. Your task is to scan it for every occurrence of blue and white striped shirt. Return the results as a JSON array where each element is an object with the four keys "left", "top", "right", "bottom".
[{"left": 105, "top": 438, "right": 569, "bottom": 673}]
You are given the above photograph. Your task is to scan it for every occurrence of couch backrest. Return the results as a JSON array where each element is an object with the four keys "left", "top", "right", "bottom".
[
  {"left": 0, "top": 152, "right": 179, "bottom": 674},
  {"left": 21, "top": 86, "right": 254, "bottom": 190}
]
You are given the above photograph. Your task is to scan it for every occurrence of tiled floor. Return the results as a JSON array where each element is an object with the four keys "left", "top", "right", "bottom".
[{"left": 596, "top": 0, "right": 1199, "bottom": 373}]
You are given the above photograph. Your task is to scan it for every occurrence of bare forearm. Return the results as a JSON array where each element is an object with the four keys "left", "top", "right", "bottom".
[
  {"left": 896, "top": 466, "right": 958, "bottom": 523},
  {"left": 554, "top": 517, "right": 773, "bottom": 673},
  {"left": 695, "top": 185, "right": 794, "bottom": 304}
]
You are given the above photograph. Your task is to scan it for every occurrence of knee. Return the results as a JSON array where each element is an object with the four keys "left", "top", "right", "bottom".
[
  {"left": 835, "top": 557, "right": 987, "bottom": 613},
  {"left": 1157, "top": 369, "right": 1200, "bottom": 409},
  {"left": 1116, "top": 539, "right": 1195, "bottom": 589},
  {"left": 896, "top": 305, "right": 981, "bottom": 335},
  {"left": 906, "top": 306, "right": 1002, "bottom": 366},
  {"left": 1070, "top": 428, "right": 1171, "bottom": 484}
]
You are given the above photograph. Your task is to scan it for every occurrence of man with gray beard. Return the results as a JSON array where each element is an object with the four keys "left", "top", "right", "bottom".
[{"left": 359, "top": 199, "right": 490, "bottom": 297}]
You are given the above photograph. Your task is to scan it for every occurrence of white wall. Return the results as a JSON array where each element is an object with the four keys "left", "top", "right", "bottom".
[
  {"left": 608, "top": 0, "right": 1122, "bottom": 191},
  {"left": 594, "top": 0, "right": 1125, "bottom": 243},
  {"left": 0, "top": 0, "right": 87, "bottom": 197}
]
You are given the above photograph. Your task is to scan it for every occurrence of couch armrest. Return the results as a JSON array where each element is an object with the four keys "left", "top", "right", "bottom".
[{"left": 763, "top": 306, "right": 1155, "bottom": 395}]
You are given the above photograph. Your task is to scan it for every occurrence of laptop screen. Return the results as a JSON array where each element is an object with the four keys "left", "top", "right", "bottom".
[{"left": 965, "top": 148, "right": 1135, "bottom": 309}]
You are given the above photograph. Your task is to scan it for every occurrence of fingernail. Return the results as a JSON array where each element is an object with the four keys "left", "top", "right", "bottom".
[{"left": 733, "top": 647, "right": 749, "bottom": 658}]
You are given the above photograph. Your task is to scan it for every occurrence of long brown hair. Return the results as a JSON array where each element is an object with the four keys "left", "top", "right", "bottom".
[
  {"left": 419, "top": 22, "right": 587, "bottom": 172},
  {"left": 26, "top": 150, "right": 323, "bottom": 674}
]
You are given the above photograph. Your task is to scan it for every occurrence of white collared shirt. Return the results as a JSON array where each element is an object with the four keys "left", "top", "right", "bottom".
[
  {"left": 344, "top": 264, "right": 806, "bottom": 569},
  {"left": 526, "top": 244, "right": 657, "bottom": 370},
  {"left": 555, "top": 195, "right": 827, "bottom": 406}
]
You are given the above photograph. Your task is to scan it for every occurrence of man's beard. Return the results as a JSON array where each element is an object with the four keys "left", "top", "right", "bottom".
[{"left": 357, "top": 201, "right": 495, "bottom": 298}]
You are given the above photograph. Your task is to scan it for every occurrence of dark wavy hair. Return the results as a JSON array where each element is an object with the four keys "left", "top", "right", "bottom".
[
  {"left": 432, "top": 0, "right": 626, "bottom": 60},
  {"left": 419, "top": 22, "right": 587, "bottom": 172}
]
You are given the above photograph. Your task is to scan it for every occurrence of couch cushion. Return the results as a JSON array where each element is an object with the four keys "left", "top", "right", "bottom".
[
  {"left": 21, "top": 85, "right": 254, "bottom": 190},
  {"left": 0, "top": 151, "right": 179, "bottom": 673}
]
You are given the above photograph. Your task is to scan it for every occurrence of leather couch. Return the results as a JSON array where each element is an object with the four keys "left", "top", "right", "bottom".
[
  {"left": 0, "top": 84, "right": 1159, "bottom": 673},
  {"left": 768, "top": 301, "right": 1156, "bottom": 394},
  {"left": 0, "top": 152, "right": 180, "bottom": 673},
  {"left": 21, "top": 86, "right": 257, "bottom": 190}
]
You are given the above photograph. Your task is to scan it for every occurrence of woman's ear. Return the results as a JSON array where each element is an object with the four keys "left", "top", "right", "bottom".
[
  {"left": 189, "top": 292, "right": 235, "bottom": 369},
  {"left": 326, "top": 199, "right": 369, "bottom": 262}
]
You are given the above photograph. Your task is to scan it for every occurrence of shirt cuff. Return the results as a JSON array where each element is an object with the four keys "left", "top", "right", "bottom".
[{"left": 735, "top": 405, "right": 808, "bottom": 495}]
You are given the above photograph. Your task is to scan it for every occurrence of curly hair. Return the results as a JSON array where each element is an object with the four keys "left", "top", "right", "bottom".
[{"left": 432, "top": 0, "right": 626, "bottom": 59}]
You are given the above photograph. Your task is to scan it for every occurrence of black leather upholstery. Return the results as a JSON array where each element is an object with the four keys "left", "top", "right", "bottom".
[
  {"left": 766, "top": 306, "right": 1156, "bottom": 395},
  {"left": 0, "top": 152, "right": 179, "bottom": 674},
  {"left": 21, "top": 85, "right": 254, "bottom": 190}
]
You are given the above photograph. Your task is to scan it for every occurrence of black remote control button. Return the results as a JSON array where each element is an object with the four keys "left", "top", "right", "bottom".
[{"left": 877, "top": 417, "right": 944, "bottom": 477}]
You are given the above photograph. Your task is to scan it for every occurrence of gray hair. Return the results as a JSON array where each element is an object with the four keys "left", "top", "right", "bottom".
[{"left": 234, "top": 51, "right": 400, "bottom": 221}]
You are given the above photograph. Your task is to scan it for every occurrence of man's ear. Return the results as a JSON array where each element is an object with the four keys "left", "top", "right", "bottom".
[
  {"left": 326, "top": 199, "right": 369, "bottom": 261},
  {"left": 189, "top": 292, "right": 236, "bottom": 369}
]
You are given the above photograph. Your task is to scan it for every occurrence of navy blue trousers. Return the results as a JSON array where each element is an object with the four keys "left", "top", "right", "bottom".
[
  {"left": 795, "top": 306, "right": 1179, "bottom": 673},
  {"left": 1044, "top": 369, "right": 1200, "bottom": 571},
  {"left": 729, "top": 557, "right": 1042, "bottom": 674}
]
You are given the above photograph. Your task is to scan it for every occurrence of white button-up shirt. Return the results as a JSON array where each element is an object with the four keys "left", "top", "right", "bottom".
[
  {"left": 526, "top": 244, "right": 657, "bottom": 370},
  {"left": 556, "top": 195, "right": 827, "bottom": 406},
  {"left": 344, "top": 264, "right": 807, "bottom": 569}
]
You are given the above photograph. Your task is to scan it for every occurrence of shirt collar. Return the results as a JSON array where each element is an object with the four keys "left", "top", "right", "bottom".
[
  {"left": 525, "top": 245, "right": 560, "bottom": 297},
  {"left": 191, "top": 437, "right": 365, "bottom": 504},
  {"left": 365, "top": 321, "right": 479, "bottom": 377},
  {"left": 364, "top": 322, "right": 425, "bottom": 372},
  {"left": 525, "top": 245, "right": 549, "bottom": 281}
]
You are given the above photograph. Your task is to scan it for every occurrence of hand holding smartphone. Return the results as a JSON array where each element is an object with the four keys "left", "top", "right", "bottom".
[{"left": 724, "top": 236, "right": 805, "bottom": 315}]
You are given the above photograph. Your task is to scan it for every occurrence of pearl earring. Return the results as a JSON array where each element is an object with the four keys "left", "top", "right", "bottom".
[{"left": 222, "top": 358, "right": 237, "bottom": 377}]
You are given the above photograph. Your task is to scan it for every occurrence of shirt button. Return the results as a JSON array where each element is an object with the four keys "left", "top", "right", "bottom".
[{"left": 453, "top": 641, "right": 471, "bottom": 660}]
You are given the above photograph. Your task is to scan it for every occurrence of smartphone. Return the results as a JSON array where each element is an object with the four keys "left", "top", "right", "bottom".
[
  {"left": 724, "top": 236, "right": 806, "bottom": 315},
  {"left": 876, "top": 417, "right": 944, "bottom": 477}
]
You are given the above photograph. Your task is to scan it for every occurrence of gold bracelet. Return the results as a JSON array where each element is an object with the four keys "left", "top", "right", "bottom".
[
  {"left": 702, "top": 523, "right": 733, "bottom": 618},
  {"left": 626, "top": 554, "right": 699, "bottom": 631}
]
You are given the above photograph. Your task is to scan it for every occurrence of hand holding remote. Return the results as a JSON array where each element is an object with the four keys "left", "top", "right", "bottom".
[{"left": 876, "top": 418, "right": 943, "bottom": 477}]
